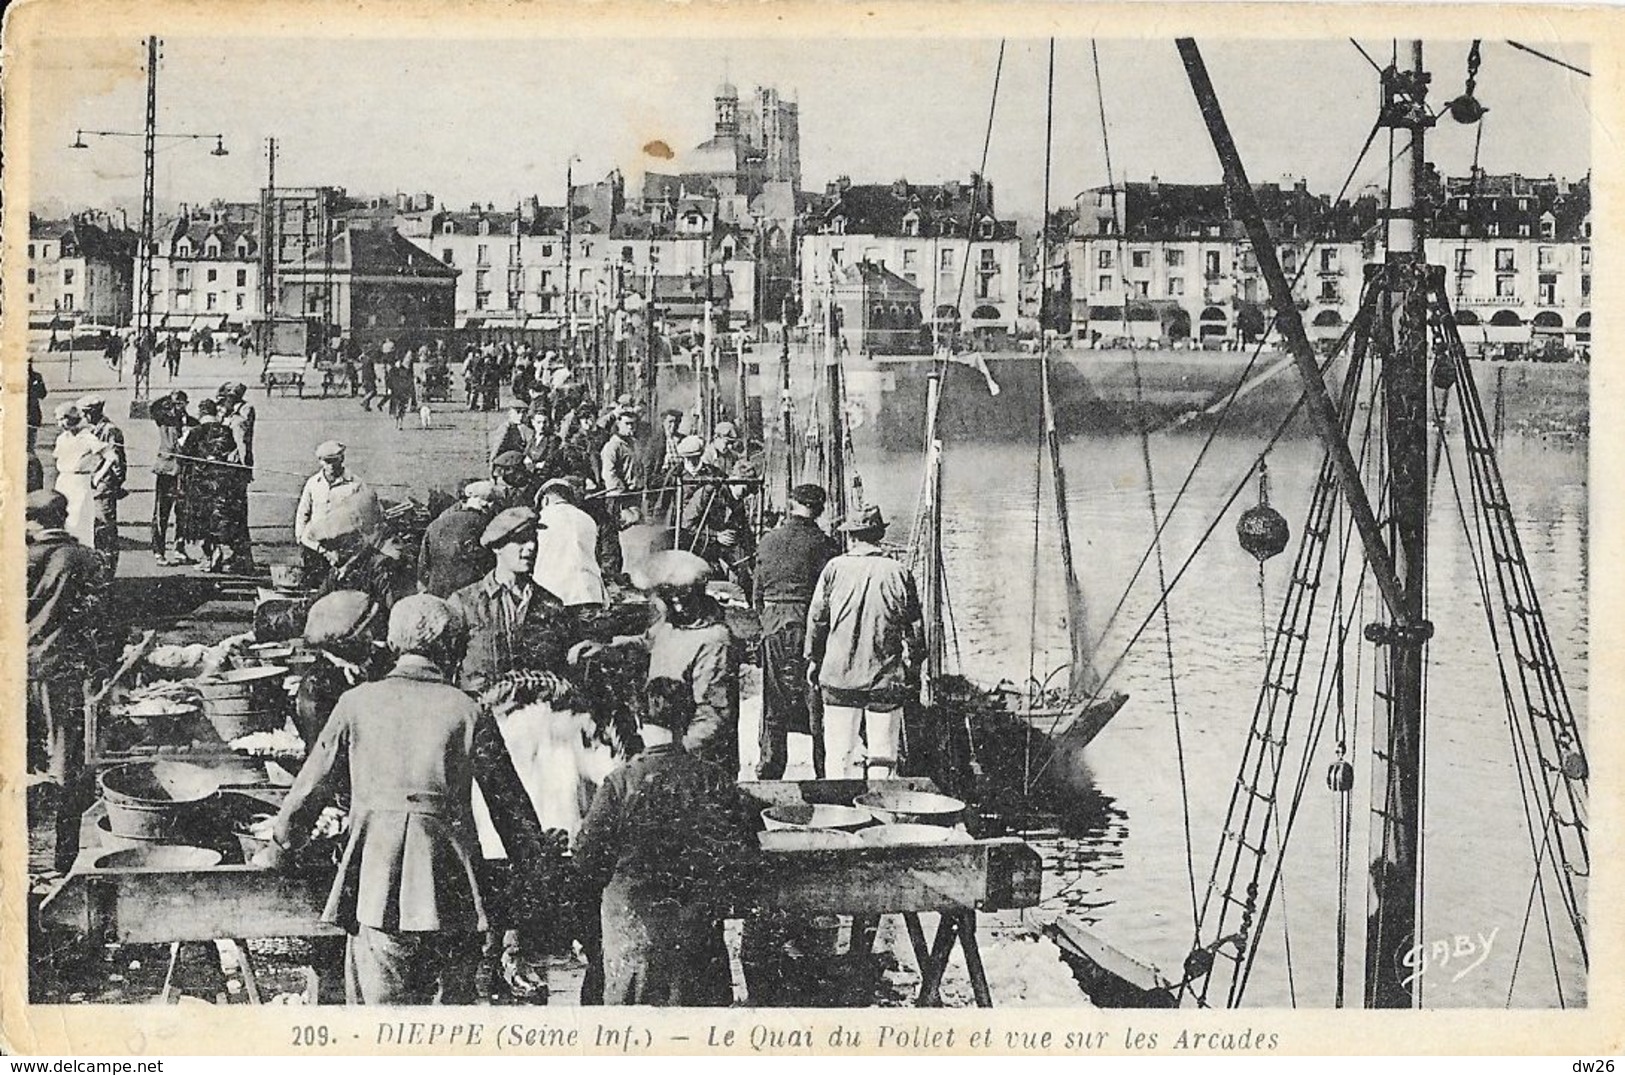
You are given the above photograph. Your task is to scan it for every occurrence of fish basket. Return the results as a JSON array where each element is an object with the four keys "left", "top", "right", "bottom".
[{"left": 93, "top": 845, "right": 222, "bottom": 870}]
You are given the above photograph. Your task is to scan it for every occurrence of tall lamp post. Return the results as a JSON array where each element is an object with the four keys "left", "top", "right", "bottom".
[{"left": 72, "top": 35, "right": 227, "bottom": 402}]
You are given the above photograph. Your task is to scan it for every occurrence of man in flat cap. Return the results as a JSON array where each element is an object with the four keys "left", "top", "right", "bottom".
[
  {"left": 447, "top": 506, "right": 576, "bottom": 693},
  {"left": 417, "top": 479, "right": 498, "bottom": 598},
  {"left": 77, "top": 394, "right": 127, "bottom": 573},
  {"left": 266, "top": 594, "right": 549, "bottom": 1005},
  {"left": 296, "top": 441, "right": 379, "bottom": 588},
  {"left": 753, "top": 483, "right": 839, "bottom": 779},
  {"left": 26, "top": 488, "right": 106, "bottom": 873},
  {"left": 217, "top": 382, "right": 257, "bottom": 572},
  {"left": 149, "top": 389, "right": 196, "bottom": 566},
  {"left": 489, "top": 450, "right": 532, "bottom": 514},
  {"left": 294, "top": 589, "right": 388, "bottom": 749},
  {"left": 805, "top": 503, "right": 925, "bottom": 780}
]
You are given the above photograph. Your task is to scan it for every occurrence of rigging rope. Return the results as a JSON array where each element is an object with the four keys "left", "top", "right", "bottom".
[
  {"left": 1091, "top": 36, "right": 1200, "bottom": 939},
  {"left": 1505, "top": 41, "right": 1590, "bottom": 78},
  {"left": 1025, "top": 40, "right": 1059, "bottom": 713}
]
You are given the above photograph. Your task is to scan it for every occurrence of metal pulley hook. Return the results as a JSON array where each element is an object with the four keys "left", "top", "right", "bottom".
[{"left": 1447, "top": 40, "right": 1489, "bottom": 124}]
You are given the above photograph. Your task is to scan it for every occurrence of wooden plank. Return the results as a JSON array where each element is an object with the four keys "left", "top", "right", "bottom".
[
  {"left": 749, "top": 839, "right": 1038, "bottom": 915},
  {"left": 45, "top": 867, "right": 342, "bottom": 943},
  {"left": 1044, "top": 914, "right": 1180, "bottom": 1007}
]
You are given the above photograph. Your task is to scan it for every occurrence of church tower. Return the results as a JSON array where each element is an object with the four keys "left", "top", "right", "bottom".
[{"left": 714, "top": 79, "right": 740, "bottom": 137}]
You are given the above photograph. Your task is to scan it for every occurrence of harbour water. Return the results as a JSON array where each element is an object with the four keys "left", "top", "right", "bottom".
[{"left": 849, "top": 425, "right": 1589, "bottom": 1009}]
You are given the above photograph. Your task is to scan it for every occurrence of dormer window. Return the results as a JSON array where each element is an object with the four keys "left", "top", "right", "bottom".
[
  {"left": 176, "top": 239, "right": 192, "bottom": 257},
  {"left": 902, "top": 212, "right": 920, "bottom": 238},
  {"left": 442, "top": 220, "right": 455, "bottom": 235},
  {"left": 205, "top": 241, "right": 221, "bottom": 257},
  {"left": 236, "top": 239, "right": 250, "bottom": 257},
  {"left": 978, "top": 219, "right": 995, "bottom": 239}
]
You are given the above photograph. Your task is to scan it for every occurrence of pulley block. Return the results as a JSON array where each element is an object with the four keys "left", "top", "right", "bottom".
[{"left": 1327, "top": 759, "right": 1356, "bottom": 792}]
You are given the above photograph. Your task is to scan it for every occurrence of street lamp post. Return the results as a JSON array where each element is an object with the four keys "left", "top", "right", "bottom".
[{"left": 71, "top": 35, "right": 227, "bottom": 402}]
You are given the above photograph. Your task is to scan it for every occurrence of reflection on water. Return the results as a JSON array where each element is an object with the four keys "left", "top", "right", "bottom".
[{"left": 852, "top": 428, "right": 1588, "bottom": 1009}]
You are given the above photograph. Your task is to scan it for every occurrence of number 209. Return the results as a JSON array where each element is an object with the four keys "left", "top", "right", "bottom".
[{"left": 292, "top": 1026, "right": 331, "bottom": 1047}]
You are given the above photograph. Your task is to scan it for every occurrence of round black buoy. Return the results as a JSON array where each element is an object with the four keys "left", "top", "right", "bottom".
[{"left": 1237, "top": 461, "right": 1290, "bottom": 563}]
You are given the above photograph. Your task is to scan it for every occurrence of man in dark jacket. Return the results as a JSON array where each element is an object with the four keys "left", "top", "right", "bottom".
[
  {"left": 753, "top": 484, "right": 838, "bottom": 778},
  {"left": 150, "top": 389, "right": 196, "bottom": 565},
  {"left": 446, "top": 507, "right": 577, "bottom": 692},
  {"left": 78, "top": 394, "right": 127, "bottom": 573},
  {"left": 418, "top": 480, "right": 498, "bottom": 598},
  {"left": 27, "top": 490, "right": 105, "bottom": 873}
]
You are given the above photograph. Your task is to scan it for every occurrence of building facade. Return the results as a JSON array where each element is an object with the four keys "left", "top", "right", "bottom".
[
  {"left": 799, "top": 175, "right": 1022, "bottom": 343},
  {"left": 150, "top": 207, "right": 261, "bottom": 330},
  {"left": 401, "top": 199, "right": 756, "bottom": 330},
  {"left": 26, "top": 214, "right": 137, "bottom": 326}
]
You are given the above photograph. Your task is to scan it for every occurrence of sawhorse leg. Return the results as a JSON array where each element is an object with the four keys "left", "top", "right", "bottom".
[{"left": 906, "top": 910, "right": 993, "bottom": 1008}]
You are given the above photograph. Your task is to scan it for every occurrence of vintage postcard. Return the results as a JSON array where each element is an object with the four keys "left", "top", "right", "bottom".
[{"left": 1, "top": 0, "right": 1619, "bottom": 1058}]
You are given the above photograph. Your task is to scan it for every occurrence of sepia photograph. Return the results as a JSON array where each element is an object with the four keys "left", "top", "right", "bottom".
[{"left": 1, "top": 0, "right": 1611, "bottom": 1055}]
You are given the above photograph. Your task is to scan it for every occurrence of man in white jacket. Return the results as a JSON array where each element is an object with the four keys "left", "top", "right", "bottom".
[{"left": 532, "top": 477, "right": 606, "bottom": 607}]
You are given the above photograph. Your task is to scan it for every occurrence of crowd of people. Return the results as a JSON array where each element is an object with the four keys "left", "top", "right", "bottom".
[{"left": 26, "top": 349, "right": 931, "bottom": 1008}]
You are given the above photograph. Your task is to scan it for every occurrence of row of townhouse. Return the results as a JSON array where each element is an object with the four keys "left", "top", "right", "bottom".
[
  {"left": 396, "top": 195, "right": 758, "bottom": 330},
  {"left": 1058, "top": 172, "right": 1591, "bottom": 353}
]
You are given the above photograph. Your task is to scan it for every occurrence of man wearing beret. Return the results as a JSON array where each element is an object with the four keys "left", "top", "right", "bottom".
[
  {"left": 26, "top": 489, "right": 105, "bottom": 873},
  {"left": 417, "top": 480, "right": 498, "bottom": 598},
  {"left": 446, "top": 507, "right": 575, "bottom": 693},
  {"left": 295, "top": 442, "right": 377, "bottom": 588},
  {"left": 78, "top": 395, "right": 127, "bottom": 573}
]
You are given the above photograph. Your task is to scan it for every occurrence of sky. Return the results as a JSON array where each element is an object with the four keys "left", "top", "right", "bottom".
[{"left": 25, "top": 35, "right": 1591, "bottom": 221}]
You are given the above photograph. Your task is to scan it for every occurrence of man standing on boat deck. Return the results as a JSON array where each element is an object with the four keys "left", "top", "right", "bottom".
[
  {"left": 805, "top": 504, "right": 924, "bottom": 781},
  {"left": 754, "top": 483, "right": 839, "bottom": 779}
]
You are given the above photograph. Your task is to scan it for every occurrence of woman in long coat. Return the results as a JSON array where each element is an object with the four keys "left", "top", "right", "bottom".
[
  {"left": 176, "top": 399, "right": 246, "bottom": 572},
  {"left": 574, "top": 677, "right": 755, "bottom": 1006}
]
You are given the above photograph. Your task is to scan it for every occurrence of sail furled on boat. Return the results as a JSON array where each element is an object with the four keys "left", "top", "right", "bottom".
[{"left": 1040, "top": 354, "right": 1102, "bottom": 698}]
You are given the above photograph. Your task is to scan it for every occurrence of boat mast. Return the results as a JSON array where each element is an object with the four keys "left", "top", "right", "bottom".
[
  {"left": 1177, "top": 38, "right": 1435, "bottom": 1008},
  {"left": 1365, "top": 39, "right": 1435, "bottom": 1010},
  {"left": 922, "top": 368, "right": 946, "bottom": 706},
  {"left": 824, "top": 280, "right": 850, "bottom": 538}
]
